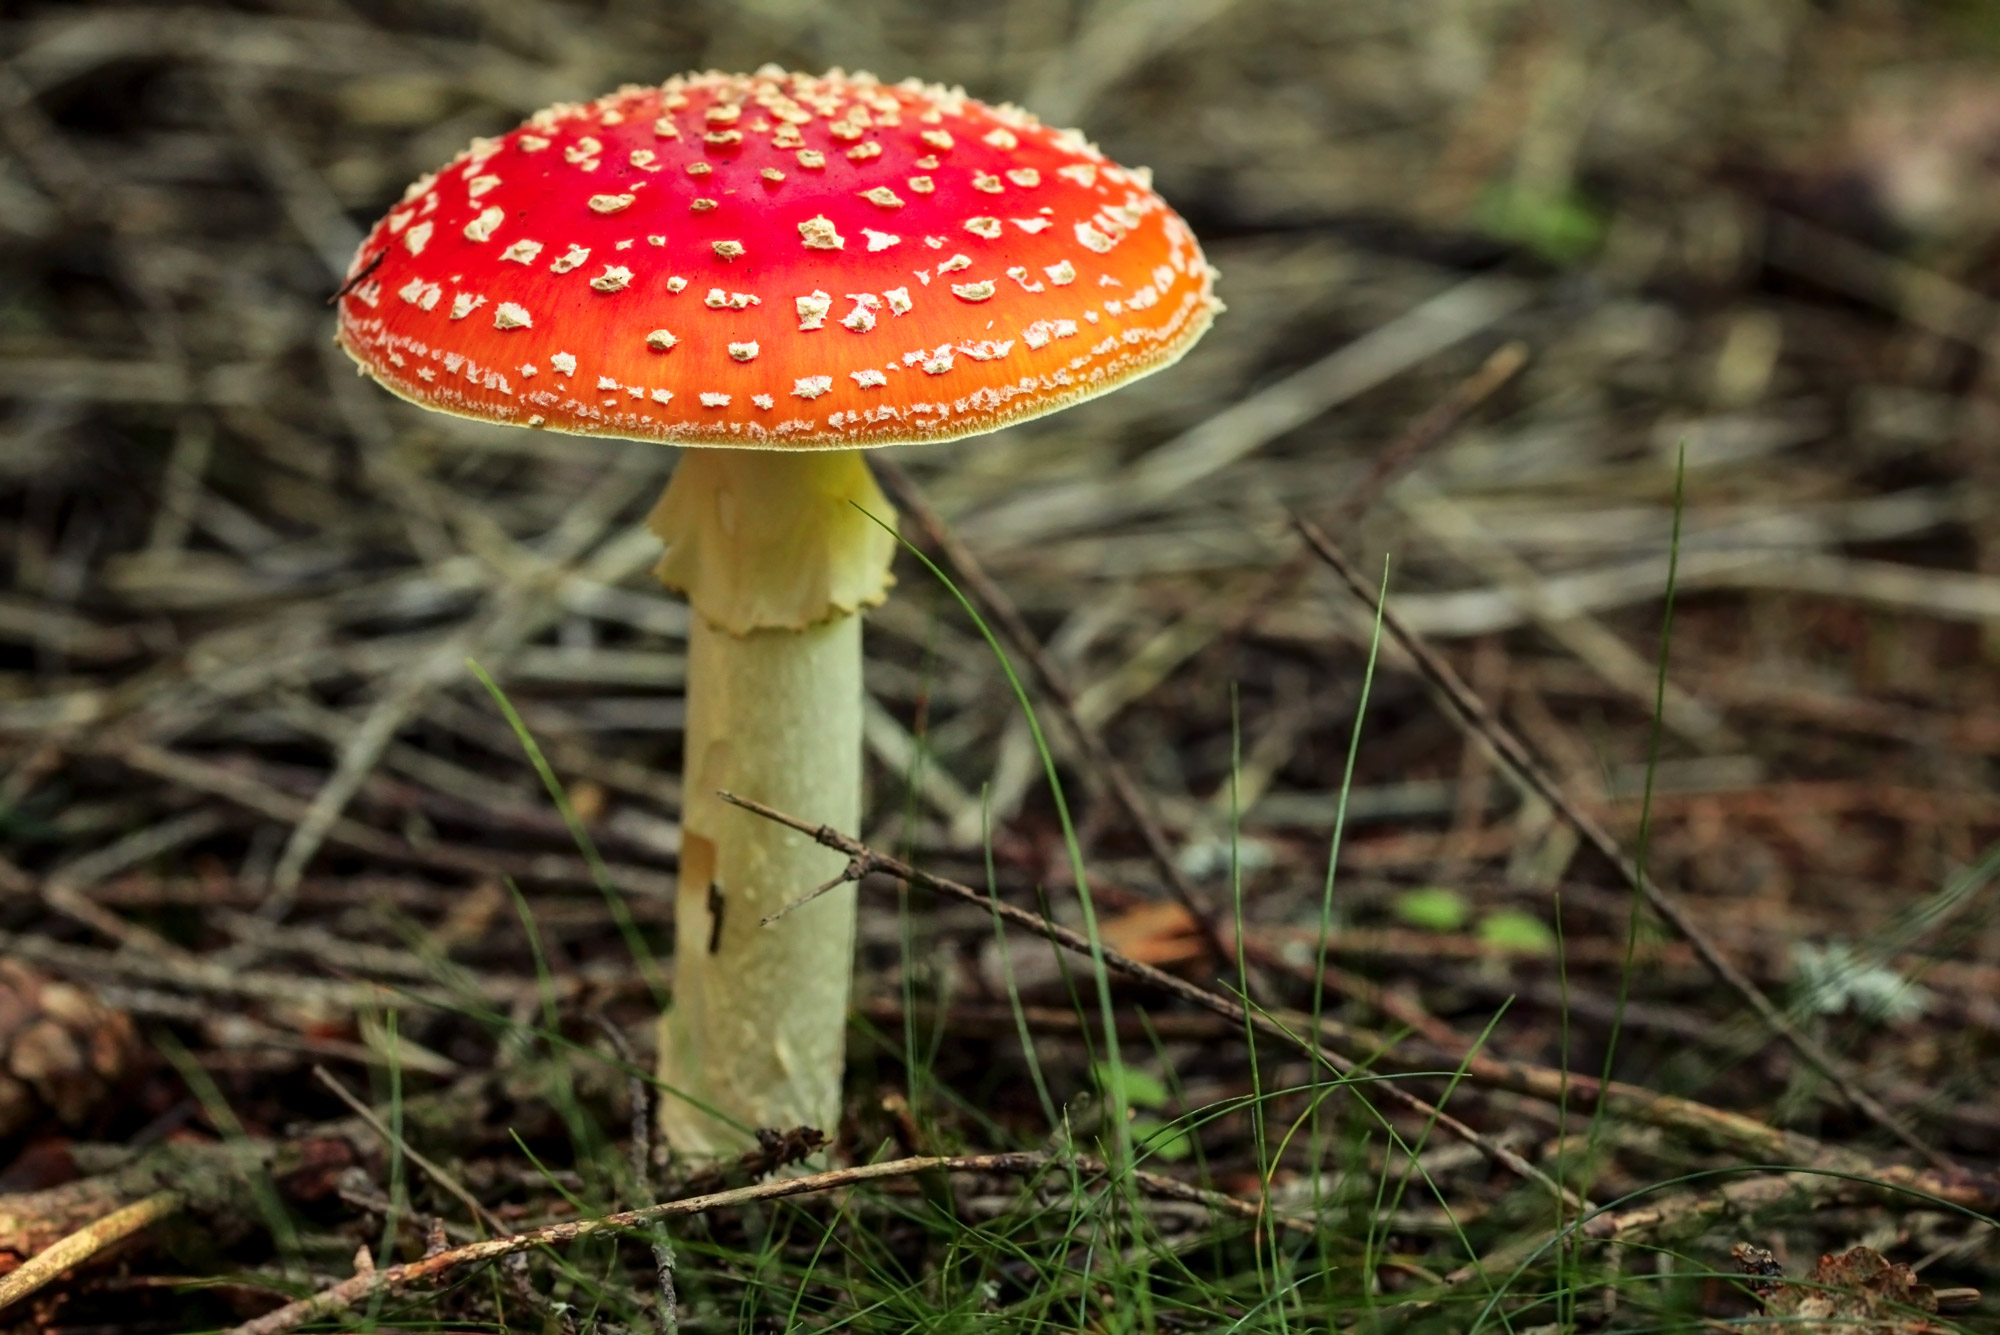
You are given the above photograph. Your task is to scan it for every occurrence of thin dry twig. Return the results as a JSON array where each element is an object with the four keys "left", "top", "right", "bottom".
[
  {"left": 1291, "top": 515, "right": 1951, "bottom": 1171},
  {"left": 721, "top": 789, "right": 1586, "bottom": 1210},
  {"left": 591, "top": 1014, "right": 677, "bottom": 1333},
  {"left": 0, "top": 1189, "right": 186, "bottom": 1315},
  {"left": 221, "top": 1147, "right": 1292, "bottom": 1335}
]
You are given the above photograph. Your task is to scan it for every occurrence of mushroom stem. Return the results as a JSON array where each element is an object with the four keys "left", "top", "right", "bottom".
[
  {"left": 648, "top": 448, "right": 896, "bottom": 1158},
  {"left": 659, "top": 610, "right": 861, "bottom": 1155}
]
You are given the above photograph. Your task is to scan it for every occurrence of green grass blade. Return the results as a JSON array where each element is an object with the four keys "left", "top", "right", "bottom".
[
  {"left": 467, "top": 657, "right": 668, "bottom": 1009},
  {"left": 854, "top": 503, "right": 1132, "bottom": 1172}
]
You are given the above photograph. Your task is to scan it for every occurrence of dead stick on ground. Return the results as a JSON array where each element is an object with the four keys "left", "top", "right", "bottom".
[
  {"left": 1292, "top": 516, "right": 1950, "bottom": 1171},
  {"left": 223, "top": 1149, "right": 1294, "bottom": 1335},
  {"left": 591, "top": 1014, "right": 677, "bottom": 1334},
  {"left": 727, "top": 790, "right": 1584, "bottom": 1211},
  {"left": 0, "top": 1189, "right": 186, "bottom": 1315},
  {"left": 1449, "top": 1153, "right": 2000, "bottom": 1289}
]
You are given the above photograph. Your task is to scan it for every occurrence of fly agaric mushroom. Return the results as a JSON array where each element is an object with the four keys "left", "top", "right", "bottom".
[{"left": 335, "top": 67, "right": 1219, "bottom": 1158}]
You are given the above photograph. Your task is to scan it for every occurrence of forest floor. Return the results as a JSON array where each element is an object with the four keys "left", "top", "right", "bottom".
[{"left": 2, "top": 1, "right": 1999, "bottom": 1331}]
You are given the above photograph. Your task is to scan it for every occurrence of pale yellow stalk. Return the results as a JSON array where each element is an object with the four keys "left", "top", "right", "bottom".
[{"left": 648, "top": 448, "right": 895, "bottom": 1158}]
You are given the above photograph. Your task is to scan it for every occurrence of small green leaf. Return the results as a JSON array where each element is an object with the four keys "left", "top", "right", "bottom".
[
  {"left": 1129, "top": 1116, "right": 1192, "bottom": 1162},
  {"left": 1393, "top": 886, "right": 1469, "bottom": 933},
  {"left": 1476, "top": 182, "right": 1607, "bottom": 265},
  {"left": 1092, "top": 1060, "right": 1169, "bottom": 1110},
  {"left": 1478, "top": 909, "right": 1557, "bottom": 955}
]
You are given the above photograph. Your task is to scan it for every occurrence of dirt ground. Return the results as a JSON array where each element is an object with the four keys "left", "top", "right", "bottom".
[{"left": 2, "top": 1, "right": 1998, "bottom": 1331}]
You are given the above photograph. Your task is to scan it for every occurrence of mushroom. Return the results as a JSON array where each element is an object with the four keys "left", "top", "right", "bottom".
[{"left": 335, "top": 68, "right": 1220, "bottom": 1158}]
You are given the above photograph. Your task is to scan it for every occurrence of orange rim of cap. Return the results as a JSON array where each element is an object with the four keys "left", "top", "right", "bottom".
[{"left": 335, "top": 67, "right": 1221, "bottom": 450}]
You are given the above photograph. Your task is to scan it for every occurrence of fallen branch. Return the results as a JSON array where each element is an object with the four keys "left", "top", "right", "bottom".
[
  {"left": 1446, "top": 1154, "right": 2000, "bottom": 1291},
  {"left": 222, "top": 1147, "right": 1294, "bottom": 1335},
  {"left": 590, "top": 1012, "right": 678, "bottom": 1332},
  {"left": 0, "top": 1189, "right": 185, "bottom": 1315}
]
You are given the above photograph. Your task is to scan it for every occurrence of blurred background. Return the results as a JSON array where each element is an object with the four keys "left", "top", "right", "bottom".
[{"left": 3, "top": 0, "right": 2000, "bottom": 1322}]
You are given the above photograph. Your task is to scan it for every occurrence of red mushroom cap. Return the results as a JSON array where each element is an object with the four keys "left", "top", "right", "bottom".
[{"left": 335, "top": 68, "right": 1220, "bottom": 448}]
